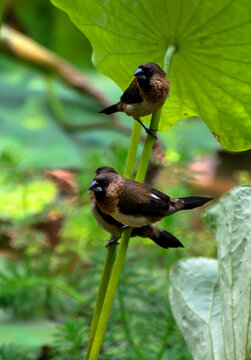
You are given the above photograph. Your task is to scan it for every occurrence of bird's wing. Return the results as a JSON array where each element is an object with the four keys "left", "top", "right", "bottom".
[
  {"left": 118, "top": 180, "right": 177, "bottom": 217},
  {"left": 120, "top": 78, "right": 143, "bottom": 104},
  {"left": 96, "top": 204, "right": 123, "bottom": 227}
]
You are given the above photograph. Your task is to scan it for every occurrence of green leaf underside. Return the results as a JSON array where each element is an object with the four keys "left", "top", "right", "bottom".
[
  {"left": 169, "top": 258, "right": 224, "bottom": 360},
  {"left": 51, "top": 0, "right": 251, "bottom": 151},
  {"left": 203, "top": 186, "right": 251, "bottom": 360},
  {"left": 169, "top": 186, "right": 251, "bottom": 360}
]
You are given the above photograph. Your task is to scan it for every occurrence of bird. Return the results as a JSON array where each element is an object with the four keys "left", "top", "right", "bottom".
[
  {"left": 90, "top": 191, "right": 184, "bottom": 249},
  {"left": 89, "top": 166, "right": 213, "bottom": 233},
  {"left": 99, "top": 62, "right": 170, "bottom": 139}
]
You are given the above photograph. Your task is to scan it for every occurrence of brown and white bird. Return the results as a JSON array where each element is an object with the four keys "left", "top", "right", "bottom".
[
  {"left": 90, "top": 192, "right": 184, "bottom": 249},
  {"left": 99, "top": 63, "right": 170, "bottom": 138},
  {"left": 89, "top": 166, "right": 213, "bottom": 232}
]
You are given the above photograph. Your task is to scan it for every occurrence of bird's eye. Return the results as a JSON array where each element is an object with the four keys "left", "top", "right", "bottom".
[
  {"left": 100, "top": 179, "right": 109, "bottom": 187},
  {"left": 95, "top": 186, "right": 103, "bottom": 192}
]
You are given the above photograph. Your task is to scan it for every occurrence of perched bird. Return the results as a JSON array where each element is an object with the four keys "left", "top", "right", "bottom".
[
  {"left": 89, "top": 166, "right": 213, "bottom": 229},
  {"left": 99, "top": 62, "right": 170, "bottom": 138},
  {"left": 90, "top": 192, "right": 183, "bottom": 249}
]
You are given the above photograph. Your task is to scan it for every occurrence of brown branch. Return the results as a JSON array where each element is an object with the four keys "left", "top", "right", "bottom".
[
  {"left": 0, "top": 24, "right": 113, "bottom": 108},
  {"left": 0, "top": 25, "right": 146, "bottom": 140}
]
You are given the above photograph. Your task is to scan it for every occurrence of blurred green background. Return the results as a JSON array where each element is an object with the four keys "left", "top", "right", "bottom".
[{"left": 1, "top": 1, "right": 251, "bottom": 359}]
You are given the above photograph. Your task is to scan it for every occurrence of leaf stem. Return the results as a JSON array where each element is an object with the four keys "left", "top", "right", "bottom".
[
  {"left": 0, "top": 3, "right": 3, "bottom": 29},
  {"left": 85, "top": 244, "right": 117, "bottom": 360},
  {"left": 88, "top": 227, "right": 132, "bottom": 360},
  {"left": 85, "top": 121, "right": 141, "bottom": 359},
  {"left": 87, "top": 45, "right": 176, "bottom": 360},
  {"left": 123, "top": 121, "right": 142, "bottom": 178}
]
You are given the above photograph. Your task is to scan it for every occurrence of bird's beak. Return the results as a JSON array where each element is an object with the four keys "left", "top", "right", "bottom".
[
  {"left": 134, "top": 68, "right": 146, "bottom": 80},
  {"left": 89, "top": 180, "right": 102, "bottom": 192}
]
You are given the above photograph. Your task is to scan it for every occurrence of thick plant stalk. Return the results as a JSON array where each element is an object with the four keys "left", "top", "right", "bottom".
[
  {"left": 87, "top": 45, "right": 176, "bottom": 360},
  {"left": 88, "top": 228, "right": 132, "bottom": 360},
  {"left": 0, "top": 5, "right": 3, "bottom": 28},
  {"left": 85, "top": 244, "right": 117, "bottom": 359},
  {"left": 123, "top": 121, "right": 142, "bottom": 178},
  {"left": 85, "top": 121, "right": 141, "bottom": 360}
]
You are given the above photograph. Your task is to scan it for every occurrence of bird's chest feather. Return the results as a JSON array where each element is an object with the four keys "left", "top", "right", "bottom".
[
  {"left": 95, "top": 181, "right": 122, "bottom": 215},
  {"left": 141, "top": 79, "right": 169, "bottom": 104},
  {"left": 125, "top": 100, "right": 161, "bottom": 119},
  {"left": 125, "top": 79, "right": 169, "bottom": 119},
  {"left": 90, "top": 202, "right": 121, "bottom": 237},
  {"left": 111, "top": 208, "right": 149, "bottom": 228}
]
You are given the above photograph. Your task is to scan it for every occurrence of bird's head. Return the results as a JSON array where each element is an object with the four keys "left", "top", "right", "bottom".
[
  {"left": 89, "top": 167, "right": 118, "bottom": 195},
  {"left": 134, "top": 62, "right": 166, "bottom": 81},
  {"left": 95, "top": 166, "right": 118, "bottom": 176}
]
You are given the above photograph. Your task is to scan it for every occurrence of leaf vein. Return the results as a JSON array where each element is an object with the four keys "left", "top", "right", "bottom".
[{"left": 181, "top": 0, "right": 235, "bottom": 42}]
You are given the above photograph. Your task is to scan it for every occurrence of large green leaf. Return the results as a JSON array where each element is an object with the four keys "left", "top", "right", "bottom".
[
  {"left": 51, "top": 0, "right": 251, "bottom": 151},
  {"left": 203, "top": 186, "right": 251, "bottom": 360},
  {"left": 169, "top": 186, "right": 251, "bottom": 360},
  {"left": 169, "top": 258, "right": 224, "bottom": 360}
]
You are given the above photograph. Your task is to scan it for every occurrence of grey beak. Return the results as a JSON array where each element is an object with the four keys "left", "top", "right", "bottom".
[
  {"left": 134, "top": 68, "right": 143, "bottom": 76},
  {"left": 134, "top": 68, "right": 147, "bottom": 80},
  {"left": 89, "top": 180, "right": 99, "bottom": 190}
]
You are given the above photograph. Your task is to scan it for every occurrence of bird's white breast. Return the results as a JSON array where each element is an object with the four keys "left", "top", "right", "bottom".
[
  {"left": 91, "top": 202, "right": 121, "bottom": 238},
  {"left": 125, "top": 100, "right": 161, "bottom": 119},
  {"left": 112, "top": 207, "right": 149, "bottom": 228}
]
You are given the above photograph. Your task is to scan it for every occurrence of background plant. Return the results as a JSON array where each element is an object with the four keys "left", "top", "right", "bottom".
[{"left": 1, "top": 0, "right": 251, "bottom": 359}]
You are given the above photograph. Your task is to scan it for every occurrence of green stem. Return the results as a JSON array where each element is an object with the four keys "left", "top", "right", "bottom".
[
  {"left": 0, "top": 1, "right": 3, "bottom": 29},
  {"left": 85, "top": 244, "right": 117, "bottom": 360},
  {"left": 87, "top": 45, "right": 176, "bottom": 360},
  {"left": 123, "top": 121, "right": 142, "bottom": 178},
  {"left": 88, "top": 227, "right": 131, "bottom": 360},
  {"left": 163, "top": 45, "right": 176, "bottom": 78},
  {"left": 135, "top": 108, "right": 162, "bottom": 182},
  {"left": 85, "top": 121, "right": 141, "bottom": 359}
]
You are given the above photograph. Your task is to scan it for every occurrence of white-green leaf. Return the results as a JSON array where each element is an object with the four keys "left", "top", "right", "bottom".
[
  {"left": 203, "top": 186, "right": 251, "bottom": 360},
  {"left": 169, "top": 186, "right": 251, "bottom": 360},
  {"left": 169, "top": 258, "right": 224, "bottom": 360},
  {"left": 51, "top": 0, "right": 251, "bottom": 151}
]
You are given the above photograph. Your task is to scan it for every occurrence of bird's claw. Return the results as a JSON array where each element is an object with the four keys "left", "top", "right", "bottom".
[
  {"left": 105, "top": 238, "right": 120, "bottom": 248},
  {"left": 121, "top": 225, "right": 130, "bottom": 232},
  {"left": 146, "top": 128, "right": 157, "bottom": 140}
]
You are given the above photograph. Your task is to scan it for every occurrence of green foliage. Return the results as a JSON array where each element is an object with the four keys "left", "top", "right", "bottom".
[
  {"left": 0, "top": 344, "right": 37, "bottom": 360},
  {"left": 0, "top": 55, "right": 131, "bottom": 169},
  {"left": 51, "top": 0, "right": 251, "bottom": 151},
  {"left": 13, "top": 0, "right": 93, "bottom": 68},
  {"left": 53, "top": 319, "right": 88, "bottom": 359},
  {"left": 169, "top": 186, "right": 251, "bottom": 360}
]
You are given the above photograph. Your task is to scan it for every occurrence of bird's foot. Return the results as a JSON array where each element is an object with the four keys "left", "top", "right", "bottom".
[
  {"left": 136, "top": 119, "right": 157, "bottom": 140},
  {"left": 145, "top": 128, "right": 158, "bottom": 140},
  {"left": 121, "top": 225, "right": 130, "bottom": 232},
  {"left": 105, "top": 238, "right": 120, "bottom": 248}
]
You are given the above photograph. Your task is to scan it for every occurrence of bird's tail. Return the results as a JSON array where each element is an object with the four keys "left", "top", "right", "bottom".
[
  {"left": 150, "top": 228, "right": 184, "bottom": 249},
  {"left": 99, "top": 104, "right": 118, "bottom": 115},
  {"left": 179, "top": 196, "right": 213, "bottom": 210},
  {"left": 132, "top": 224, "right": 183, "bottom": 249}
]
